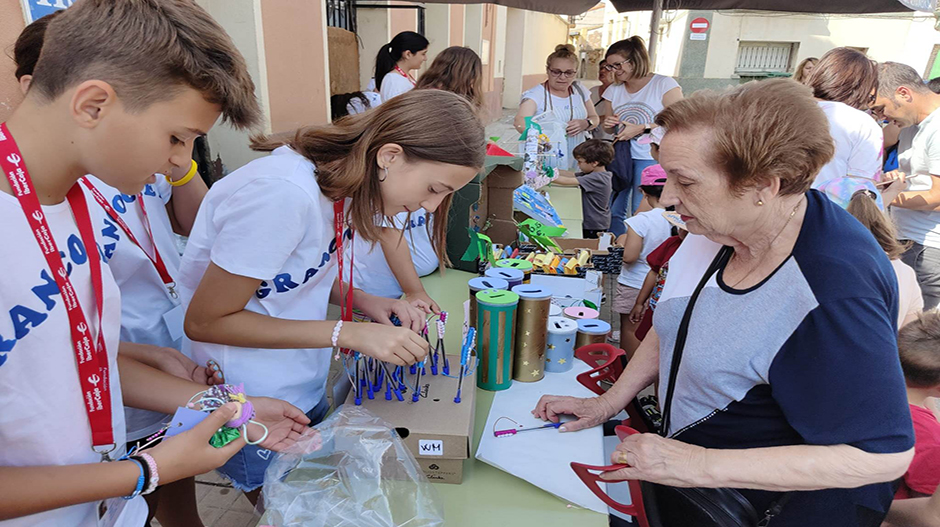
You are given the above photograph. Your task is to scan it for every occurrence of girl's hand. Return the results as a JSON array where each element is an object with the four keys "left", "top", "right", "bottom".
[
  {"left": 359, "top": 296, "right": 430, "bottom": 333},
  {"left": 615, "top": 123, "right": 646, "bottom": 142},
  {"left": 340, "top": 322, "right": 428, "bottom": 366},
  {"left": 531, "top": 395, "right": 617, "bottom": 432},
  {"left": 629, "top": 303, "right": 646, "bottom": 324},
  {"left": 147, "top": 403, "right": 247, "bottom": 484},
  {"left": 155, "top": 349, "right": 224, "bottom": 385},
  {"left": 244, "top": 396, "right": 311, "bottom": 452},
  {"left": 405, "top": 290, "right": 441, "bottom": 314}
]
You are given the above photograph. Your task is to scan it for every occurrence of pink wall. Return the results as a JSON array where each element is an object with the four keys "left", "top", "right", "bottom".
[
  {"left": 390, "top": 1, "right": 417, "bottom": 36},
  {"left": 0, "top": 0, "right": 26, "bottom": 122},
  {"left": 522, "top": 74, "right": 548, "bottom": 92},
  {"left": 260, "top": 0, "right": 329, "bottom": 132},
  {"left": 449, "top": 5, "right": 464, "bottom": 47}
]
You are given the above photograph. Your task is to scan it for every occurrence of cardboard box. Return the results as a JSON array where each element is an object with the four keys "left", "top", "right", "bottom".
[
  {"left": 483, "top": 218, "right": 518, "bottom": 247},
  {"left": 345, "top": 355, "right": 476, "bottom": 484},
  {"left": 484, "top": 165, "right": 522, "bottom": 222}
]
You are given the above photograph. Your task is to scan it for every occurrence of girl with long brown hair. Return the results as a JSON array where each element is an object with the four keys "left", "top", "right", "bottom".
[
  {"left": 352, "top": 46, "right": 485, "bottom": 312},
  {"left": 176, "top": 89, "right": 485, "bottom": 499}
]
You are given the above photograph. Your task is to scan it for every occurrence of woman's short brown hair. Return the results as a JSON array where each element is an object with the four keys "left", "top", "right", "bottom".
[
  {"left": 605, "top": 37, "right": 650, "bottom": 79},
  {"left": 807, "top": 47, "right": 878, "bottom": 110},
  {"left": 656, "top": 79, "right": 834, "bottom": 196}
]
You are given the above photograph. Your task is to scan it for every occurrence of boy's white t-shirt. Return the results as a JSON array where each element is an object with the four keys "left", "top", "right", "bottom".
[
  {"left": 618, "top": 208, "right": 672, "bottom": 288},
  {"left": 379, "top": 72, "right": 415, "bottom": 103},
  {"left": 0, "top": 190, "right": 146, "bottom": 527},
  {"left": 812, "top": 100, "right": 883, "bottom": 191},
  {"left": 892, "top": 107, "right": 940, "bottom": 248},
  {"left": 352, "top": 209, "right": 439, "bottom": 299},
  {"left": 178, "top": 146, "right": 341, "bottom": 413},
  {"left": 603, "top": 75, "right": 681, "bottom": 160},
  {"left": 83, "top": 175, "right": 181, "bottom": 441}
]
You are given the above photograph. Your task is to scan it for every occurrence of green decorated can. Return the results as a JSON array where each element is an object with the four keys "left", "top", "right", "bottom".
[
  {"left": 476, "top": 289, "right": 519, "bottom": 391},
  {"left": 496, "top": 258, "right": 534, "bottom": 283}
]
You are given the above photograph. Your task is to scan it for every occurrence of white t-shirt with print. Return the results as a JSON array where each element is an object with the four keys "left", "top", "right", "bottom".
[
  {"left": 893, "top": 107, "right": 940, "bottom": 248},
  {"left": 618, "top": 208, "right": 672, "bottom": 288},
  {"left": 812, "top": 100, "right": 883, "bottom": 191},
  {"left": 178, "top": 147, "right": 340, "bottom": 413},
  {"left": 379, "top": 72, "right": 415, "bottom": 103},
  {"left": 0, "top": 189, "right": 146, "bottom": 527},
  {"left": 521, "top": 81, "right": 591, "bottom": 118},
  {"left": 352, "top": 209, "right": 439, "bottom": 299},
  {"left": 83, "top": 175, "right": 181, "bottom": 442},
  {"left": 603, "top": 75, "right": 681, "bottom": 160}
]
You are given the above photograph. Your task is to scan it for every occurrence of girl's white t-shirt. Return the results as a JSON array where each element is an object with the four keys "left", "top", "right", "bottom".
[
  {"left": 347, "top": 91, "right": 383, "bottom": 116},
  {"left": 379, "top": 71, "right": 415, "bottom": 103},
  {"left": 0, "top": 191, "right": 146, "bottom": 527},
  {"left": 812, "top": 100, "right": 883, "bottom": 191},
  {"left": 603, "top": 75, "right": 681, "bottom": 160},
  {"left": 618, "top": 208, "right": 673, "bottom": 288},
  {"left": 352, "top": 209, "right": 439, "bottom": 299},
  {"left": 178, "top": 147, "right": 342, "bottom": 413},
  {"left": 83, "top": 175, "right": 182, "bottom": 442}
]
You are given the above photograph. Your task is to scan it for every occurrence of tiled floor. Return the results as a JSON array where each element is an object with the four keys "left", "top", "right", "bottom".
[{"left": 152, "top": 471, "right": 258, "bottom": 527}]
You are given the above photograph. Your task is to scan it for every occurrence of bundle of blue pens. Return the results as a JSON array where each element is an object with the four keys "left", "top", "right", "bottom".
[{"left": 344, "top": 311, "right": 477, "bottom": 406}]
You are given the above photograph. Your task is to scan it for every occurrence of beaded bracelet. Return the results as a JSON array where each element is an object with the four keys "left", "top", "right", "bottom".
[
  {"left": 136, "top": 453, "right": 160, "bottom": 495},
  {"left": 124, "top": 458, "right": 146, "bottom": 500},
  {"left": 331, "top": 320, "right": 344, "bottom": 349}
]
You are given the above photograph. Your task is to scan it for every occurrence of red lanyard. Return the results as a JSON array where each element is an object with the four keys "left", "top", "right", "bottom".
[
  {"left": 333, "top": 200, "right": 354, "bottom": 353},
  {"left": 394, "top": 65, "right": 416, "bottom": 86},
  {"left": 0, "top": 123, "right": 114, "bottom": 452},
  {"left": 79, "top": 178, "right": 177, "bottom": 299}
]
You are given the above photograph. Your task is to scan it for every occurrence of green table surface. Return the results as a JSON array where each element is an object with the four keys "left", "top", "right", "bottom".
[{"left": 419, "top": 268, "right": 606, "bottom": 526}]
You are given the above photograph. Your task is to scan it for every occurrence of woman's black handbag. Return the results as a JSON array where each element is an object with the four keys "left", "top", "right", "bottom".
[
  {"left": 652, "top": 246, "right": 789, "bottom": 527},
  {"left": 608, "top": 138, "right": 633, "bottom": 194}
]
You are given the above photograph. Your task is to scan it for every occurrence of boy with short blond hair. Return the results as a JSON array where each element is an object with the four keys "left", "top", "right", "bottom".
[{"left": 0, "top": 1, "right": 307, "bottom": 525}]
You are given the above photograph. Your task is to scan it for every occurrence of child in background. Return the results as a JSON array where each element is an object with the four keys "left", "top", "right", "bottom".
[
  {"left": 11, "top": 13, "right": 223, "bottom": 527},
  {"left": 353, "top": 47, "right": 486, "bottom": 312},
  {"left": 895, "top": 311, "right": 940, "bottom": 500},
  {"left": 179, "top": 90, "right": 484, "bottom": 503},
  {"left": 0, "top": 1, "right": 309, "bottom": 524},
  {"left": 551, "top": 139, "right": 615, "bottom": 238},
  {"left": 612, "top": 165, "right": 672, "bottom": 358},
  {"left": 847, "top": 190, "right": 924, "bottom": 328},
  {"left": 630, "top": 226, "right": 687, "bottom": 342}
]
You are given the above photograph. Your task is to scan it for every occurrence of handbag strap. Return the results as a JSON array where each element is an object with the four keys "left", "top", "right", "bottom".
[
  {"left": 656, "top": 244, "right": 792, "bottom": 526},
  {"left": 659, "top": 245, "right": 732, "bottom": 438}
]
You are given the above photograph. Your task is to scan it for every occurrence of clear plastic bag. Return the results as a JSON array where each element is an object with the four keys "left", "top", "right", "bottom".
[{"left": 259, "top": 406, "right": 445, "bottom": 527}]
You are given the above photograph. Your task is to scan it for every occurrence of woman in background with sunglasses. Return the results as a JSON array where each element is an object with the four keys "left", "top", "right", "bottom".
[
  {"left": 599, "top": 36, "right": 683, "bottom": 236},
  {"left": 514, "top": 44, "right": 599, "bottom": 170}
]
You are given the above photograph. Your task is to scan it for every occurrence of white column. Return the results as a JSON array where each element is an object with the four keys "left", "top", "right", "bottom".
[{"left": 501, "top": 7, "right": 526, "bottom": 109}]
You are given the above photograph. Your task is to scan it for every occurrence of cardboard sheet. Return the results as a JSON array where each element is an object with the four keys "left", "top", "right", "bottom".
[{"left": 476, "top": 361, "right": 610, "bottom": 514}]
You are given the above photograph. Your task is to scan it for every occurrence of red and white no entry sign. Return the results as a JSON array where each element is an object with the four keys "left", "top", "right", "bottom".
[{"left": 690, "top": 17, "right": 709, "bottom": 33}]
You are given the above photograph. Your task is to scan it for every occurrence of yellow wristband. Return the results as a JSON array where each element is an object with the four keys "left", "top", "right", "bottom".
[{"left": 165, "top": 160, "right": 198, "bottom": 187}]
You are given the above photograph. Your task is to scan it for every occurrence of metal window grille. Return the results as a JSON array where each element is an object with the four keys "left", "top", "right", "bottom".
[
  {"left": 735, "top": 42, "right": 796, "bottom": 74},
  {"left": 327, "top": 0, "right": 357, "bottom": 33}
]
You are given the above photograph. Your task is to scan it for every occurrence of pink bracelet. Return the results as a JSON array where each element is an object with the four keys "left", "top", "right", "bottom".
[
  {"left": 137, "top": 452, "right": 160, "bottom": 495},
  {"left": 331, "top": 320, "right": 343, "bottom": 348}
]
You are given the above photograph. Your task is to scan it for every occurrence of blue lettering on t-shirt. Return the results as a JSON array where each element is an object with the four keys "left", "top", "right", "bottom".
[
  {"left": 0, "top": 235, "right": 104, "bottom": 367},
  {"left": 253, "top": 228, "right": 352, "bottom": 298},
  {"left": 142, "top": 185, "right": 157, "bottom": 197}
]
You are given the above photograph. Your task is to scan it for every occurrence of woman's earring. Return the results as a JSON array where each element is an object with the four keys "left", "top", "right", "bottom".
[
  {"left": 757, "top": 199, "right": 764, "bottom": 206},
  {"left": 379, "top": 166, "right": 389, "bottom": 182}
]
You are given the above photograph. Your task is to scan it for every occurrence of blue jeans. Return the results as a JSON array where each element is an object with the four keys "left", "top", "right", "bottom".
[
  {"left": 215, "top": 396, "right": 331, "bottom": 492},
  {"left": 609, "top": 159, "right": 658, "bottom": 237}
]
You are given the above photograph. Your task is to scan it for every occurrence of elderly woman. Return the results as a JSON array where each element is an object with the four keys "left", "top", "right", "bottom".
[
  {"left": 535, "top": 80, "right": 914, "bottom": 526},
  {"left": 514, "top": 44, "right": 600, "bottom": 170}
]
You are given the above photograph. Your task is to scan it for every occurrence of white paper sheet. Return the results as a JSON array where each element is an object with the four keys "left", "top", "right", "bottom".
[{"left": 475, "top": 361, "right": 611, "bottom": 514}]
